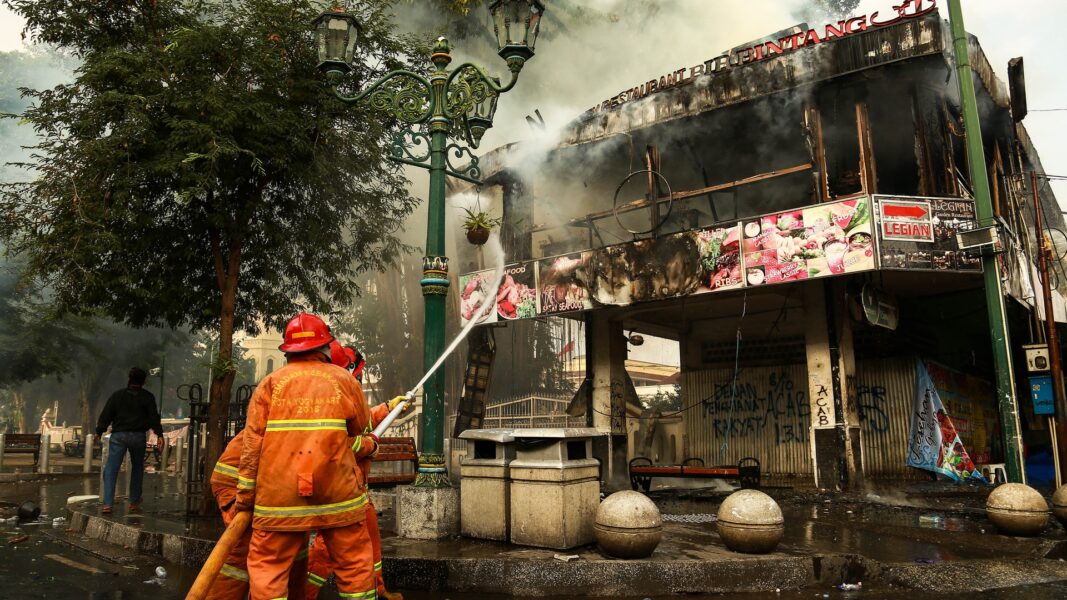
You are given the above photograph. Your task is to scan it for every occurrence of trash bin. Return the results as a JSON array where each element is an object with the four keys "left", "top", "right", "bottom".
[
  {"left": 509, "top": 428, "right": 602, "bottom": 549},
  {"left": 459, "top": 429, "right": 516, "bottom": 541}
]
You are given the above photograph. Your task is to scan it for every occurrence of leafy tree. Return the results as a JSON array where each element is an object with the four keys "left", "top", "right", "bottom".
[
  {"left": 2, "top": 0, "right": 420, "bottom": 510},
  {"left": 642, "top": 384, "right": 682, "bottom": 413},
  {"left": 0, "top": 260, "right": 94, "bottom": 389}
]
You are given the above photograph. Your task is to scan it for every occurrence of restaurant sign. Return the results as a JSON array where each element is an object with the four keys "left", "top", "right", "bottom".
[
  {"left": 875, "top": 195, "right": 981, "bottom": 273},
  {"left": 879, "top": 199, "right": 934, "bottom": 242},
  {"left": 588, "top": 0, "right": 938, "bottom": 115}
]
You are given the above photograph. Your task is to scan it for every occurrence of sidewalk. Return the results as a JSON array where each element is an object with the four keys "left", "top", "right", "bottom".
[{"left": 59, "top": 473, "right": 1067, "bottom": 597}]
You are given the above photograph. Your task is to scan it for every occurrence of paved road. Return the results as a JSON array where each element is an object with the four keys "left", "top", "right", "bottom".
[{"left": 3, "top": 475, "right": 1067, "bottom": 599}]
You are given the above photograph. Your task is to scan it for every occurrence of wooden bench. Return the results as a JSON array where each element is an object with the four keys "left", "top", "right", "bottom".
[
  {"left": 629, "top": 456, "right": 761, "bottom": 493},
  {"left": 3, "top": 434, "right": 43, "bottom": 467},
  {"left": 368, "top": 437, "right": 417, "bottom": 486}
]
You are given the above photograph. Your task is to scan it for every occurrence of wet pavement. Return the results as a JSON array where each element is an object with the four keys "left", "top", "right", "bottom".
[
  {"left": 8, "top": 472, "right": 1067, "bottom": 598},
  {"left": 0, "top": 475, "right": 196, "bottom": 599}
]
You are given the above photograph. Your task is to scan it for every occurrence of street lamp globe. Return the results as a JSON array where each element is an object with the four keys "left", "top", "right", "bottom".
[
  {"left": 464, "top": 75, "right": 500, "bottom": 148},
  {"left": 489, "top": 0, "right": 545, "bottom": 65},
  {"left": 313, "top": 7, "right": 361, "bottom": 77}
]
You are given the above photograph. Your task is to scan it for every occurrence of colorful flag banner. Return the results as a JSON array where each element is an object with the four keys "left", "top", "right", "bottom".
[{"left": 907, "top": 359, "right": 986, "bottom": 482}]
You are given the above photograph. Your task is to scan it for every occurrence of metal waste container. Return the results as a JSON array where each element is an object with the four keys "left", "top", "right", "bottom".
[
  {"left": 509, "top": 428, "right": 602, "bottom": 549},
  {"left": 459, "top": 429, "right": 515, "bottom": 541}
]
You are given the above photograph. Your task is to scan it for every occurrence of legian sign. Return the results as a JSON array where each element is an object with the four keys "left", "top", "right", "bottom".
[
  {"left": 879, "top": 200, "right": 934, "bottom": 242},
  {"left": 876, "top": 195, "right": 981, "bottom": 272}
]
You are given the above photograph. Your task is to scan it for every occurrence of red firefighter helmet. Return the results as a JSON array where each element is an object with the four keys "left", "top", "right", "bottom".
[
  {"left": 344, "top": 346, "right": 366, "bottom": 379},
  {"left": 278, "top": 312, "right": 334, "bottom": 353},
  {"left": 329, "top": 340, "right": 352, "bottom": 368}
]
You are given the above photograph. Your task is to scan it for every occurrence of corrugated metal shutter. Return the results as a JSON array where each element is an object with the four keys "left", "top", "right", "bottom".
[
  {"left": 683, "top": 364, "right": 812, "bottom": 476},
  {"left": 684, "top": 357, "right": 981, "bottom": 479},
  {"left": 855, "top": 357, "right": 920, "bottom": 478}
]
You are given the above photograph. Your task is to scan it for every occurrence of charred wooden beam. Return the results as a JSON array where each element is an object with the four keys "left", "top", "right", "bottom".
[
  {"left": 530, "top": 163, "right": 814, "bottom": 233},
  {"left": 912, "top": 90, "right": 935, "bottom": 197},
  {"left": 856, "top": 102, "right": 878, "bottom": 195},
  {"left": 804, "top": 101, "right": 829, "bottom": 202}
]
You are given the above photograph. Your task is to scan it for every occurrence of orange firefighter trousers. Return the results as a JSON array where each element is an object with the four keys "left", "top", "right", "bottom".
[
  {"left": 205, "top": 505, "right": 308, "bottom": 600},
  {"left": 250, "top": 519, "right": 375, "bottom": 600},
  {"left": 305, "top": 501, "right": 384, "bottom": 599}
]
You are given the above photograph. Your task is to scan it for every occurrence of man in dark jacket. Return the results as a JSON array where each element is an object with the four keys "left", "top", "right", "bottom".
[{"left": 96, "top": 367, "right": 163, "bottom": 514}]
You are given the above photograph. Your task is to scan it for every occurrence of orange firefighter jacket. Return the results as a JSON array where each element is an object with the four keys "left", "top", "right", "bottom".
[
  {"left": 236, "top": 354, "right": 376, "bottom": 532},
  {"left": 210, "top": 430, "right": 245, "bottom": 508},
  {"left": 359, "top": 403, "right": 391, "bottom": 476}
]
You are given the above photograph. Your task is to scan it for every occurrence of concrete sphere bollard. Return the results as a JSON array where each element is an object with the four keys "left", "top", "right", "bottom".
[
  {"left": 594, "top": 491, "right": 663, "bottom": 558},
  {"left": 1051, "top": 485, "right": 1067, "bottom": 528},
  {"left": 985, "top": 483, "right": 1049, "bottom": 536},
  {"left": 716, "top": 489, "right": 784, "bottom": 554}
]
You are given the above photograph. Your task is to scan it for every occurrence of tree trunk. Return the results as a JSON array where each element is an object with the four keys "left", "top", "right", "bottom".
[
  {"left": 202, "top": 235, "right": 242, "bottom": 514},
  {"left": 79, "top": 365, "right": 110, "bottom": 436},
  {"left": 80, "top": 382, "right": 91, "bottom": 437},
  {"left": 15, "top": 390, "right": 25, "bottom": 433}
]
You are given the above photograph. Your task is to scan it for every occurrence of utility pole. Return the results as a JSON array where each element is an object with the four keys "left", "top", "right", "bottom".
[
  {"left": 947, "top": 0, "right": 1026, "bottom": 483},
  {"left": 1032, "top": 171, "right": 1066, "bottom": 486}
]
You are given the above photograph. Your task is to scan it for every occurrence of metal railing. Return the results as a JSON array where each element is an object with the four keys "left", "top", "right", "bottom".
[{"left": 179, "top": 383, "right": 253, "bottom": 515}]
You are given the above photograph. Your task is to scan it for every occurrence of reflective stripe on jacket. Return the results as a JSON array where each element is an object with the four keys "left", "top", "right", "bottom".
[
  {"left": 237, "top": 354, "right": 372, "bottom": 532},
  {"left": 357, "top": 403, "right": 392, "bottom": 477},
  {"left": 210, "top": 431, "right": 245, "bottom": 508}
]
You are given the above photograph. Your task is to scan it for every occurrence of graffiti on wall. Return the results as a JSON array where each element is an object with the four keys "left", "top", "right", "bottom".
[
  {"left": 856, "top": 384, "right": 890, "bottom": 433},
  {"left": 701, "top": 370, "right": 810, "bottom": 444}
]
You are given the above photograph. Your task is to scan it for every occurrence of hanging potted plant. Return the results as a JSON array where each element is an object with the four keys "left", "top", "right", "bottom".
[{"left": 462, "top": 208, "right": 501, "bottom": 245}]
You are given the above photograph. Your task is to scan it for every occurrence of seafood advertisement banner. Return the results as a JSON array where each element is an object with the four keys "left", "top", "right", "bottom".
[
  {"left": 459, "top": 269, "right": 499, "bottom": 326},
  {"left": 907, "top": 359, "right": 986, "bottom": 482},
  {"left": 557, "top": 224, "right": 744, "bottom": 311},
  {"left": 538, "top": 252, "right": 594, "bottom": 315},
  {"left": 695, "top": 225, "right": 744, "bottom": 293},
  {"left": 497, "top": 263, "right": 538, "bottom": 320},
  {"left": 741, "top": 197, "right": 875, "bottom": 287},
  {"left": 876, "top": 196, "right": 982, "bottom": 272}
]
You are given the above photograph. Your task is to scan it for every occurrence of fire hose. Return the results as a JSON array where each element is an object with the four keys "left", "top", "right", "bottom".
[
  {"left": 184, "top": 510, "right": 251, "bottom": 600},
  {"left": 186, "top": 235, "right": 505, "bottom": 597},
  {"left": 373, "top": 233, "right": 506, "bottom": 437}
]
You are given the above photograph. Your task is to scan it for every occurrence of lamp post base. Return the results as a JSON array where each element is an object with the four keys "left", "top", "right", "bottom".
[
  {"left": 413, "top": 452, "right": 451, "bottom": 488},
  {"left": 397, "top": 485, "right": 460, "bottom": 540}
]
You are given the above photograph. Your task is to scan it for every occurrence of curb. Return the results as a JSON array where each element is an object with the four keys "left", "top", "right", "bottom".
[
  {"left": 67, "top": 506, "right": 215, "bottom": 567},
  {"left": 65, "top": 504, "right": 1067, "bottom": 596}
]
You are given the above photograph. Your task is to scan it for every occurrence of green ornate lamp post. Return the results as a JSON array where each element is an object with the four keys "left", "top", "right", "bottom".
[{"left": 313, "top": 1, "right": 544, "bottom": 488}]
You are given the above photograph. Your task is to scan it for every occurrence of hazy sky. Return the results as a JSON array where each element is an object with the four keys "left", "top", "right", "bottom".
[{"left": 2, "top": 1, "right": 1065, "bottom": 203}]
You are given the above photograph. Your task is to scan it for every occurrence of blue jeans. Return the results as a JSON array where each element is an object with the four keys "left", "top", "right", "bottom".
[{"left": 102, "top": 431, "right": 147, "bottom": 507}]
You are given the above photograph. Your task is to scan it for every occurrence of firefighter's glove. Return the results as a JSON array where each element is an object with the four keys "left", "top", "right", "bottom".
[{"left": 388, "top": 395, "right": 412, "bottom": 415}]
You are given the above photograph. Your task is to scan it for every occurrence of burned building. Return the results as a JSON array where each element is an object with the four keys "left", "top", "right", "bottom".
[{"left": 451, "top": 1, "right": 1066, "bottom": 490}]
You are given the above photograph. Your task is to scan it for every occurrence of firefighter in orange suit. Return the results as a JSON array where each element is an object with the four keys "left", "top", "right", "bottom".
[
  {"left": 236, "top": 312, "right": 379, "bottom": 600},
  {"left": 307, "top": 344, "right": 407, "bottom": 600},
  {"left": 205, "top": 429, "right": 307, "bottom": 600}
]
